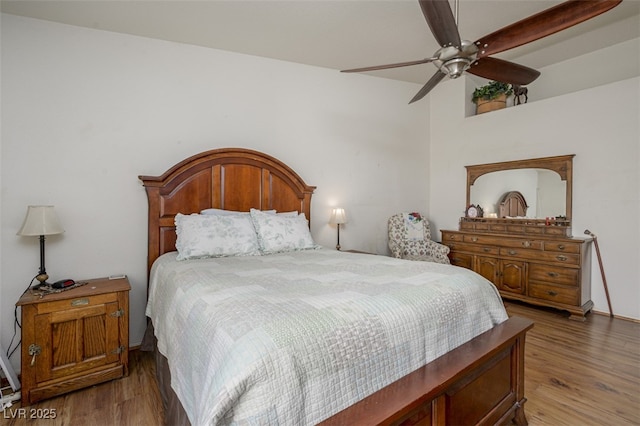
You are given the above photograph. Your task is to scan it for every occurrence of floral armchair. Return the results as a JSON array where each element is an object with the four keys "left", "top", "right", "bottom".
[{"left": 388, "top": 212, "right": 450, "bottom": 264}]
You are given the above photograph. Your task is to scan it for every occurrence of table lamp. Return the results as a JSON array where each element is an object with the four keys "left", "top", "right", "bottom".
[
  {"left": 17, "top": 205, "right": 65, "bottom": 287},
  {"left": 329, "top": 208, "right": 347, "bottom": 251}
]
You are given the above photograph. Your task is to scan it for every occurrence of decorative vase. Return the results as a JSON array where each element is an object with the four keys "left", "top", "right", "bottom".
[{"left": 475, "top": 93, "right": 507, "bottom": 115}]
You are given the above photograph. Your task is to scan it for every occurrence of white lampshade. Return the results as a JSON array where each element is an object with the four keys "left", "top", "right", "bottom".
[
  {"left": 17, "top": 205, "right": 65, "bottom": 236},
  {"left": 329, "top": 208, "right": 347, "bottom": 225}
]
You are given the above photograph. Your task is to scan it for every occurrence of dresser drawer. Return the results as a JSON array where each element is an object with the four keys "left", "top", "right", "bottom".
[
  {"left": 463, "top": 234, "right": 491, "bottom": 244},
  {"left": 464, "top": 234, "right": 543, "bottom": 250},
  {"left": 529, "top": 281, "right": 579, "bottom": 305},
  {"left": 442, "top": 232, "right": 464, "bottom": 242},
  {"left": 529, "top": 264, "right": 579, "bottom": 286},
  {"left": 448, "top": 251, "right": 473, "bottom": 269},
  {"left": 543, "top": 241, "right": 581, "bottom": 254},
  {"left": 34, "top": 293, "right": 119, "bottom": 315},
  {"left": 459, "top": 222, "right": 529, "bottom": 233},
  {"left": 505, "top": 224, "right": 546, "bottom": 234},
  {"left": 500, "top": 248, "right": 579, "bottom": 265},
  {"left": 543, "top": 226, "right": 570, "bottom": 236},
  {"left": 447, "top": 242, "right": 499, "bottom": 256},
  {"left": 497, "top": 238, "right": 542, "bottom": 250}
]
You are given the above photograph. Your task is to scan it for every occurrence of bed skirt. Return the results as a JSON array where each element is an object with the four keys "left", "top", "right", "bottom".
[{"left": 142, "top": 321, "right": 191, "bottom": 426}]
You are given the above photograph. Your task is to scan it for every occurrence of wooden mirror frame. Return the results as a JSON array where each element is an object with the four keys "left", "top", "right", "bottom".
[{"left": 464, "top": 155, "right": 574, "bottom": 233}]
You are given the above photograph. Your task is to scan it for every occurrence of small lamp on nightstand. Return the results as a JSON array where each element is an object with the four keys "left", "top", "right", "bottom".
[
  {"left": 17, "top": 205, "right": 65, "bottom": 288},
  {"left": 329, "top": 208, "right": 347, "bottom": 251}
]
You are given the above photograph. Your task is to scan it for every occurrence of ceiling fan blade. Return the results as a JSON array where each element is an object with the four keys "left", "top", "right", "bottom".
[
  {"left": 468, "top": 57, "right": 541, "bottom": 86},
  {"left": 475, "top": 0, "right": 622, "bottom": 58},
  {"left": 409, "top": 71, "right": 446, "bottom": 104},
  {"left": 341, "top": 58, "right": 436, "bottom": 73},
  {"left": 419, "top": 0, "right": 461, "bottom": 48}
]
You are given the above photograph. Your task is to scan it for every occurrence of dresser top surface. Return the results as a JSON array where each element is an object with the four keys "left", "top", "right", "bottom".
[{"left": 441, "top": 229, "right": 592, "bottom": 244}]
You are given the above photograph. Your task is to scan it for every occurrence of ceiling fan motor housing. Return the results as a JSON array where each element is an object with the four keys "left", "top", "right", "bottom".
[{"left": 433, "top": 40, "right": 478, "bottom": 78}]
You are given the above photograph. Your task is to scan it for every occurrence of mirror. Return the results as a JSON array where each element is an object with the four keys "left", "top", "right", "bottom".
[
  {"left": 466, "top": 155, "right": 574, "bottom": 223},
  {"left": 471, "top": 169, "right": 566, "bottom": 218}
]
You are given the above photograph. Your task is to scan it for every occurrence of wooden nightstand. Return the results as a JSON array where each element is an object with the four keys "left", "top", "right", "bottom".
[{"left": 16, "top": 276, "right": 130, "bottom": 405}]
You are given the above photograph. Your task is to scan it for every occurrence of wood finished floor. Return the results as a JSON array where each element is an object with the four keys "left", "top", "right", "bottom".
[{"left": 3, "top": 301, "right": 639, "bottom": 425}]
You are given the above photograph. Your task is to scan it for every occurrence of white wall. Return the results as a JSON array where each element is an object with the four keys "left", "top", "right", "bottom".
[
  {"left": 429, "top": 46, "right": 639, "bottom": 320},
  {"left": 0, "top": 14, "right": 430, "bottom": 371},
  {"left": 523, "top": 37, "right": 640, "bottom": 103}
]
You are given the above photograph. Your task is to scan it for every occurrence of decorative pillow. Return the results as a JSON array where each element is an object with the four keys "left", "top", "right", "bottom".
[
  {"left": 249, "top": 208, "right": 318, "bottom": 254},
  {"left": 175, "top": 213, "right": 261, "bottom": 260},
  {"left": 404, "top": 212, "right": 425, "bottom": 241}
]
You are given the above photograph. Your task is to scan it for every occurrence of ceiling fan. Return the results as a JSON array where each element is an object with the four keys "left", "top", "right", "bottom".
[{"left": 342, "top": 0, "right": 622, "bottom": 104}]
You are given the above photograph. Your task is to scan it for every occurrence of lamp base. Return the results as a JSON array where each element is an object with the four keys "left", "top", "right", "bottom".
[{"left": 33, "top": 273, "right": 52, "bottom": 290}]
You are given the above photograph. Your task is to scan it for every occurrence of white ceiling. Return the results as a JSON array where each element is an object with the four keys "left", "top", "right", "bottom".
[{"left": 2, "top": 0, "right": 639, "bottom": 84}]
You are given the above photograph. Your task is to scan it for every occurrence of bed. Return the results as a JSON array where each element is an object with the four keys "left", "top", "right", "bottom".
[{"left": 139, "top": 148, "right": 533, "bottom": 425}]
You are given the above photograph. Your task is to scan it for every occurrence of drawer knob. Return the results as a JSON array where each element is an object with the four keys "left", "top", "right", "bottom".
[
  {"left": 508, "top": 250, "right": 517, "bottom": 256},
  {"left": 71, "top": 298, "right": 89, "bottom": 306},
  {"left": 483, "top": 247, "right": 491, "bottom": 252},
  {"left": 558, "top": 244, "right": 566, "bottom": 250},
  {"left": 522, "top": 241, "right": 531, "bottom": 248},
  {"left": 470, "top": 237, "right": 478, "bottom": 242},
  {"left": 547, "top": 290, "right": 558, "bottom": 297},
  {"left": 547, "top": 272, "right": 560, "bottom": 278},
  {"left": 556, "top": 255, "right": 568, "bottom": 261}
]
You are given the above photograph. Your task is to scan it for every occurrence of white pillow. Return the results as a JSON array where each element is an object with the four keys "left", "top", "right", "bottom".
[
  {"left": 249, "top": 208, "right": 318, "bottom": 254},
  {"left": 174, "top": 213, "right": 261, "bottom": 260}
]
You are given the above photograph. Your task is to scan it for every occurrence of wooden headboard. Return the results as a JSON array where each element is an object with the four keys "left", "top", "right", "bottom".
[
  {"left": 498, "top": 191, "right": 528, "bottom": 218},
  {"left": 139, "top": 148, "right": 316, "bottom": 275}
]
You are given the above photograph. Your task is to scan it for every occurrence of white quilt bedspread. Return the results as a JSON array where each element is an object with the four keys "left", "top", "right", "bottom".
[{"left": 146, "top": 248, "right": 508, "bottom": 426}]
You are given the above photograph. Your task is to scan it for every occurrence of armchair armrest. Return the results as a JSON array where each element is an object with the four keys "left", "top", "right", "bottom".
[
  {"left": 426, "top": 240, "right": 451, "bottom": 264},
  {"left": 401, "top": 240, "right": 450, "bottom": 264}
]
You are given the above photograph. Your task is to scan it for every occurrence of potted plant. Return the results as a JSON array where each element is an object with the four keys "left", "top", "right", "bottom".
[{"left": 472, "top": 81, "right": 513, "bottom": 114}]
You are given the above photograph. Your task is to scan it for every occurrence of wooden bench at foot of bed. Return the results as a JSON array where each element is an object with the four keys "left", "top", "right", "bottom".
[{"left": 321, "top": 316, "right": 534, "bottom": 426}]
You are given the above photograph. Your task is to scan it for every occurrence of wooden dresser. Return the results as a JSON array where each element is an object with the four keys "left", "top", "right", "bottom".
[
  {"left": 17, "top": 277, "right": 130, "bottom": 404},
  {"left": 442, "top": 229, "right": 593, "bottom": 320}
]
